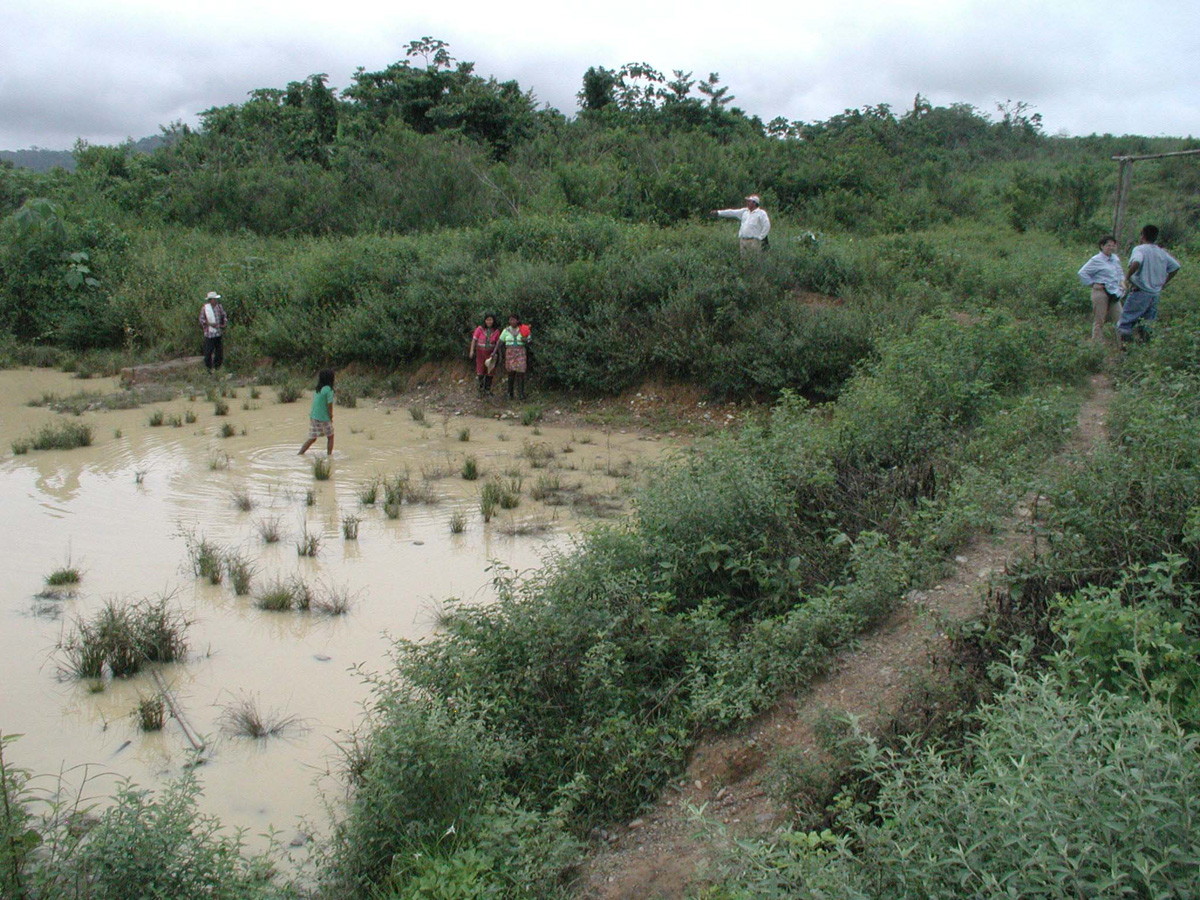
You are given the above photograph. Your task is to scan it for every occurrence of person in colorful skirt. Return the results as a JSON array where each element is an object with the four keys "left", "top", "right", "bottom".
[
  {"left": 298, "top": 369, "right": 335, "bottom": 456},
  {"left": 499, "top": 314, "right": 530, "bottom": 400},
  {"left": 468, "top": 313, "right": 501, "bottom": 395}
]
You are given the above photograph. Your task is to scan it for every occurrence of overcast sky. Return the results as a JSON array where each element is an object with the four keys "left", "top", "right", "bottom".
[{"left": 2, "top": 0, "right": 1197, "bottom": 151}]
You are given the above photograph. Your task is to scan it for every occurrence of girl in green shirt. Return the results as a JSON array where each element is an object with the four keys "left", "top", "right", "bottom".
[{"left": 298, "top": 369, "right": 335, "bottom": 456}]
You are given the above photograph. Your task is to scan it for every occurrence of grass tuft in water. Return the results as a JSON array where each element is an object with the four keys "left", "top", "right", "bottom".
[
  {"left": 305, "top": 489, "right": 316, "bottom": 506},
  {"left": 458, "top": 427, "right": 471, "bottom": 442},
  {"left": 220, "top": 422, "right": 236, "bottom": 438},
  {"left": 208, "top": 451, "right": 230, "bottom": 471},
  {"left": 254, "top": 578, "right": 296, "bottom": 611},
  {"left": 312, "top": 457, "right": 331, "bottom": 480},
  {"left": 461, "top": 456, "right": 479, "bottom": 481},
  {"left": 59, "top": 595, "right": 189, "bottom": 679},
  {"left": 256, "top": 516, "right": 283, "bottom": 544},
  {"left": 213, "top": 399, "right": 229, "bottom": 416},
  {"left": 231, "top": 490, "right": 253, "bottom": 512},
  {"left": 186, "top": 536, "right": 225, "bottom": 585},
  {"left": 184, "top": 409, "right": 197, "bottom": 424},
  {"left": 296, "top": 527, "right": 321, "bottom": 558},
  {"left": 45, "top": 565, "right": 82, "bottom": 587},
  {"left": 342, "top": 514, "right": 361, "bottom": 540},
  {"left": 358, "top": 478, "right": 380, "bottom": 506},
  {"left": 408, "top": 405, "right": 426, "bottom": 424},
  {"left": 449, "top": 510, "right": 468, "bottom": 534},
  {"left": 383, "top": 500, "right": 401, "bottom": 520},
  {"left": 147, "top": 409, "right": 165, "bottom": 427},
  {"left": 224, "top": 551, "right": 256, "bottom": 596},
  {"left": 134, "top": 693, "right": 166, "bottom": 731},
  {"left": 20, "top": 420, "right": 94, "bottom": 452},
  {"left": 312, "top": 581, "right": 354, "bottom": 616},
  {"left": 276, "top": 383, "right": 301, "bottom": 404},
  {"left": 218, "top": 693, "right": 301, "bottom": 739}
]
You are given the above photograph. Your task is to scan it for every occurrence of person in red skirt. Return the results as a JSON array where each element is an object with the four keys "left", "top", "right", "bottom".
[{"left": 468, "top": 313, "right": 500, "bottom": 394}]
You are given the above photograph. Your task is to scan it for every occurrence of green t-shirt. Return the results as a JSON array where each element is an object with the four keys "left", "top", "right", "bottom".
[{"left": 310, "top": 385, "right": 334, "bottom": 421}]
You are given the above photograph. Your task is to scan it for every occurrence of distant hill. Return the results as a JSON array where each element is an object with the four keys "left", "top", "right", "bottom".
[{"left": 0, "top": 134, "right": 173, "bottom": 173}]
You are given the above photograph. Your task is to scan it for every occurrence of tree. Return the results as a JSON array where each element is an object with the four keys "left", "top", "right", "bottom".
[
  {"left": 579, "top": 66, "right": 617, "bottom": 112},
  {"left": 697, "top": 73, "right": 734, "bottom": 109}
]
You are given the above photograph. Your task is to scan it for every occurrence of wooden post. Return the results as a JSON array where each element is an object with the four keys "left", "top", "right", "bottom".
[{"left": 1112, "top": 158, "right": 1133, "bottom": 250}]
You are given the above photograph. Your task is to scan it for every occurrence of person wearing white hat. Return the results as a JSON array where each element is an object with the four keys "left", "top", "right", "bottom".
[
  {"left": 713, "top": 194, "right": 771, "bottom": 256},
  {"left": 199, "top": 291, "right": 229, "bottom": 373}
]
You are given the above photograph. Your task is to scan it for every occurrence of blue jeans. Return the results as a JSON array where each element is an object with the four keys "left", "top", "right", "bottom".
[{"left": 1117, "top": 289, "right": 1158, "bottom": 337}]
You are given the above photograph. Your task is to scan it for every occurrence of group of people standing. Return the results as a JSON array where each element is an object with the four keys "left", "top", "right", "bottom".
[
  {"left": 1078, "top": 224, "right": 1181, "bottom": 346},
  {"left": 469, "top": 313, "right": 531, "bottom": 400}
]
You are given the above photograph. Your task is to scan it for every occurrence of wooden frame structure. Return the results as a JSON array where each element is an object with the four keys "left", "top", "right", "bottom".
[{"left": 1111, "top": 148, "right": 1200, "bottom": 247}]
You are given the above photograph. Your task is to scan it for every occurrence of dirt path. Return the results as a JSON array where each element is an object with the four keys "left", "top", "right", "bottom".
[{"left": 574, "top": 372, "right": 1114, "bottom": 899}]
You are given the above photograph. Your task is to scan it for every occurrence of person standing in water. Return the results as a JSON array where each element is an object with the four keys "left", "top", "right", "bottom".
[{"left": 298, "top": 369, "right": 335, "bottom": 457}]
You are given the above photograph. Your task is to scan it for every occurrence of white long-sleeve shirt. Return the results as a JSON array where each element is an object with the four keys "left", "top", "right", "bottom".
[
  {"left": 716, "top": 207, "right": 771, "bottom": 240},
  {"left": 1077, "top": 251, "right": 1124, "bottom": 298}
]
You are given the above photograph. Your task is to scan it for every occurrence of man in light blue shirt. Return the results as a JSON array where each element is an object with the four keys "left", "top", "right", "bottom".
[
  {"left": 1077, "top": 234, "right": 1125, "bottom": 343},
  {"left": 1119, "top": 224, "right": 1181, "bottom": 344}
]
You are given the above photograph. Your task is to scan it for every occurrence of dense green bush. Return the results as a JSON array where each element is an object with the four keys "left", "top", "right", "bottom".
[{"left": 717, "top": 670, "right": 1200, "bottom": 899}]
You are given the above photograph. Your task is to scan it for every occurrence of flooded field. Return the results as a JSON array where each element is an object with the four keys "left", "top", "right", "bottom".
[{"left": 0, "top": 368, "right": 671, "bottom": 846}]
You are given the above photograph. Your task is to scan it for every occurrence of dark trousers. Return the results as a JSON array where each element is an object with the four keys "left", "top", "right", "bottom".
[{"left": 203, "top": 336, "right": 224, "bottom": 371}]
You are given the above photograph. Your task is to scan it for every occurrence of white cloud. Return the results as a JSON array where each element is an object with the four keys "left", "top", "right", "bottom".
[{"left": 1, "top": 0, "right": 1196, "bottom": 149}]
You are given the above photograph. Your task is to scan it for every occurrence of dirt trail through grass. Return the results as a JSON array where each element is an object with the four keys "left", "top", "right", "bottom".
[{"left": 575, "top": 372, "right": 1115, "bottom": 899}]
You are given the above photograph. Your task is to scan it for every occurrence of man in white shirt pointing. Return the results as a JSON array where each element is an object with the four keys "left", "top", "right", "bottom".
[{"left": 714, "top": 194, "right": 771, "bottom": 256}]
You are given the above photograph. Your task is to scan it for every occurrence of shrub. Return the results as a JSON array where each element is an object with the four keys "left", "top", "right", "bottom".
[
  {"left": 45, "top": 776, "right": 282, "bottom": 899},
  {"left": 720, "top": 670, "right": 1200, "bottom": 899}
]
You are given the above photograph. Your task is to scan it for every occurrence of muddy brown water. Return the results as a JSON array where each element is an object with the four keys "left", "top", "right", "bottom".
[{"left": 0, "top": 369, "right": 670, "bottom": 847}]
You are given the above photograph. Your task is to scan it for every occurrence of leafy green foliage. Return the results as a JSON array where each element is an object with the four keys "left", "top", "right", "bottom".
[{"left": 719, "top": 670, "right": 1200, "bottom": 899}]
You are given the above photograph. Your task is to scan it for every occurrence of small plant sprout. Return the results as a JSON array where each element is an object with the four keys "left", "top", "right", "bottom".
[
  {"left": 134, "top": 469, "right": 147, "bottom": 484},
  {"left": 134, "top": 694, "right": 166, "bottom": 731},
  {"left": 305, "top": 489, "right": 316, "bottom": 506},
  {"left": 450, "top": 510, "right": 467, "bottom": 534},
  {"left": 231, "top": 490, "right": 253, "bottom": 512},
  {"left": 342, "top": 514, "right": 361, "bottom": 540},
  {"left": 458, "top": 427, "right": 471, "bottom": 442},
  {"left": 256, "top": 516, "right": 283, "bottom": 544},
  {"left": 213, "top": 399, "right": 229, "bottom": 416},
  {"left": 312, "top": 457, "right": 331, "bottom": 481}
]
